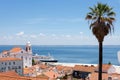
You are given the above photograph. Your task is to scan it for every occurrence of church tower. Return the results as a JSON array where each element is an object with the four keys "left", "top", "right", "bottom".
[{"left": 26, "top": 42, "right": 32, "bottom": 54}]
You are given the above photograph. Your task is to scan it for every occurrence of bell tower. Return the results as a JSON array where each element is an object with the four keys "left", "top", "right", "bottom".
[{"left": 26, "top": 42, "right": 32, "bottom": 54}]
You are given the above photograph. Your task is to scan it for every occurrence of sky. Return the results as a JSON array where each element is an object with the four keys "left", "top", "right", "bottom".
[{"left": 0, "top": 0, "right": 120, "bottom": 45}]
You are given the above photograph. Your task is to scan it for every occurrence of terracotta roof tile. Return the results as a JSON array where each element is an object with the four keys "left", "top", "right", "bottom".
[
  {"left": 36, "top": 74, "right": 49, "bottom": 79},
  {"left": 24, "top": 68, "right": 34, "bottom": 74},
  {"left": 0, "top": 70, "right": 20, "bottom": 77},
  {"left": 0, "top": 57, "right": 21, "bottom": 61},
  {"left": 56, "top": 65, "right": 65, "bottom": 71},
  {"left": 95, "top": 64, "right": 112, "bottom": 73},
  {"left": 89, "top": 72, "right": 120, "bottom": 80},
  {"left": 89, "top": 72, "right": 108, "bottom": 80},
  {"left": 111, "top": 73, "right": 120, "bottom": 79},
  {"left": 44, "top": 70, "right": 59, "bottom": 79},
  {"left": 10, "top": 47, "right": 22, "bottom": 53},
  {"left": 39, "top": 64, "right": 48, "bottom": 69},
  {"left": 73, "top": 65, "right": 96, "bottom": 72},
  {"left": 0, "top": 71, "right": 48, "bottom": 80}
]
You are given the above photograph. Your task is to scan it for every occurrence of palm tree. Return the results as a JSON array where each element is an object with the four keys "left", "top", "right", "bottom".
[{"left": 86, "top": 3, "right": 115, "bottom": 80}]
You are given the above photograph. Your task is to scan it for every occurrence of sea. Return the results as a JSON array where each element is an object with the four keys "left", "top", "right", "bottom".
[{"left": 0, "top": 45, "right": 120, "bottom": 65}]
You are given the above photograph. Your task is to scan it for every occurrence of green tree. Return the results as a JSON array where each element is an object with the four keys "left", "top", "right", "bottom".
[
  {"left": 108, "top": 61, "right": 112, "bottom": 65},
  {"left": 32, "top": 59, "right": 35, "bottom": 65},
  {"left": 86, "top": 3, "right": 115, "bottom": 80}
]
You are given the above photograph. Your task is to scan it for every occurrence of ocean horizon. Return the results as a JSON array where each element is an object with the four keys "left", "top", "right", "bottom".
[{"left": 0, "top": 45, "right": 120, "bottom": 65}]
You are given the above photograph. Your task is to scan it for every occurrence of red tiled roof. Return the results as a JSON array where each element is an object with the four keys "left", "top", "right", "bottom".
[
  {"left": 89, "top": 72, "right": 108, "bottom": 80},
  {"left": 0, "top": 71, "right": 48, "bottom": 80},
  {"left": 56, "top": 65, "right": 65, "bottom": 71},
  {"left": 39, "top": 64, "right": 48, "bottom": 69},
  {"left": 23, "top": 67, "right": 35, "bottom": 74},
  {"left": 95, "top": 64, "right": 112, "bottom": 72},
  {"left": 44, "top": 70, "right": 59, "bottom": 79},
  {"left": 0, "top": 70, "right": 20, "bottom": 77},
  {"left": 73, "top": 65, "right": 96, "bottom": 72},
  {"left": 10, "top": 47, "right": 22, "bottom": 53},
  {"left": 89, "top": 72, "right": 120, "bottom": 80},
  {"left": 0, "top": 57, "right": 21, "bottom": 61}
]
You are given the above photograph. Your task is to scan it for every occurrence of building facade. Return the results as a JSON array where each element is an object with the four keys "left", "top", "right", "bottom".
[
  {"left": 0, "top": 42, "right": 32, "bottom": 68},
  {"left": 0, "top": 57, "right": 23, "bottom": 75}
]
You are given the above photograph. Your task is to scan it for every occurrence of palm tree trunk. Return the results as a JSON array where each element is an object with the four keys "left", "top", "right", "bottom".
[{"left": 98, "top": 42, "right": 103, "bottom": 80}]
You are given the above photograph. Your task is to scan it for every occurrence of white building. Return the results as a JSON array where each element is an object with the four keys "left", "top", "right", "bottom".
[
  {"left": 108, "top": 65, "right": 120, "bottom": 74},
  {"left": 0, "top": 57, "right": 23, "bottom": 75},
  {"left": 0, "top": 42, "right": 32, "bottom": 68}
]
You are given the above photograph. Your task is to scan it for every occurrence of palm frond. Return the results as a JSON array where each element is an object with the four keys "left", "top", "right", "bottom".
[
  {"left": 88, "top": 12, "right": 94, "bottom": 16},
  {"left": 106, "top": 23, "right": 111, "bottom": 33},
  {"left": 85, "top": 15, "right": 92, "bottom": 20},
  {"left": 109, "top": 17, "right": 115, "bottom": 21},
  {"left": 90, "top": 22, "right": 97, "bottom": 29},
  {"left": 89, "top": 7, "right": 95, "bottom": 13},
  {"left": 107, "top": 12, "right": 116, "bottom": 16},
  {"left": 86, "top": 2, "right": 115, "bottom": 36}
]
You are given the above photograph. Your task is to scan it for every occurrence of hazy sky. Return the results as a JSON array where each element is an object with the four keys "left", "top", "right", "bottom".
[{"left": 0, "top": 0, "right": 120, "bottom": 45}]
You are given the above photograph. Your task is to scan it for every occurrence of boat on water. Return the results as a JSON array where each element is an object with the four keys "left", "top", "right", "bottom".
[{"left": 32, "top": 53, "right": 58, "bottom": 62}]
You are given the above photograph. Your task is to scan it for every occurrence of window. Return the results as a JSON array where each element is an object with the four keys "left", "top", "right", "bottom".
[
  {"left": 9, "top": 62, "right": 11, "bottom": 65},
  {"left": 18, "top": 66, "right": 21, "bottom": 69},
  {"left": 74, "top": 72, "right": 78, "bottom": 76},
  {"left": 3, "top": 67, "right": 6, "bottom": 71},
  {"left": 1, "top": 67, "right": 3, "bottom": 70},
  {"left": 21, "top": 56, "right": 23, "bottom": 59},
  {"left": 13, "top": 62, "right": 15, "bottom": 65},
  {"left": 108, "top": 77, "right": 112, "bottom": 80},
  {"left": 8, "top": 66, "right": 10, "bottom": 70},
  {"left": 15, "top": 66, "right": 17, "bottom": 69},
  {"left": 29, "top": 47, "right": 31, "bottom": 50},
  {"left": 5, "top": 62, "right": 7, "bottom": 65}
]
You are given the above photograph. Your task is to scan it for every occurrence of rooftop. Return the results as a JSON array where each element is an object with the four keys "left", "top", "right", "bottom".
[
  {"left": 73, "top": 65, "right": 96, "bottom": 72},
  {"left": 44, "top": 70, "right": 59, "bottom": 79},
  {"left": 95, "top": 64, "right": 112, "bottom": 73},
  {"left": 0, "top": 71, "right": 48, "bottom": 80},
  {"left": 24, "top": 68, "right": 34, "bottom": 74},
  {"left": 2, "top": 50, "right": 8, "bottom": 54},
  {"left": 0, "top": 57, "right": 21, "bottom": 61},
  {"left": 89, "top": 72, "right": 108, "bottom": 80},
  {"left": 10, "top": 47, "right": 22, "bottom": 53}
]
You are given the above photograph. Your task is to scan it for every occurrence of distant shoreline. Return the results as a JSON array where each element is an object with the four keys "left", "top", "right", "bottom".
[
  {"left": 52, "top": 62, "right": 98, "bottom": 67},
  {"left": 52, "top": 62, "right": 120, "bottom": 67}
]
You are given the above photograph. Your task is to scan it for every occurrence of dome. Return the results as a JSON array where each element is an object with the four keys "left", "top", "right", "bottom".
[
  {"left": 27, "top": 41, "right": 30, "bottom": 44},
  {"left": 26, "top": 41, "right": 31, "bottom": 46}
]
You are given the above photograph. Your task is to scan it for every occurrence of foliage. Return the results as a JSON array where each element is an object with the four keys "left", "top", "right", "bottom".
[
  {"left": 108, "top": 61, "right": 112, "bottom": 65},
  {"left": 85, "top": 2, "right": 115, "bottom": 80},
  {"left": 86, "top": 3, "right": 115, "bottom": 42},
  {"left": 32, "top": 59, "right": 35, "bottom": 65}
]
